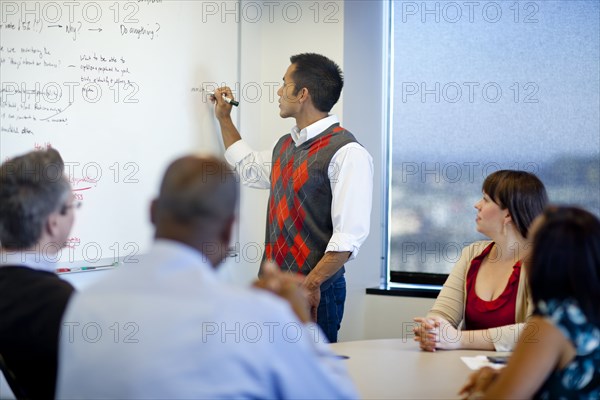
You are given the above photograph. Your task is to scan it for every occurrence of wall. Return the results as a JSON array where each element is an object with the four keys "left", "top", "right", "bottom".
[
  {"left": 339, "top": 0, "right": 386, "bottom": 341},
  {"left": 364, "top": 295, "right": 434, "bottom": 339}
]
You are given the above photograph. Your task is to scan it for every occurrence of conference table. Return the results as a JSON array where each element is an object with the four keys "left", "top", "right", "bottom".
[{"left": 330, "top": 339, "right": 503, "bottom": 399}]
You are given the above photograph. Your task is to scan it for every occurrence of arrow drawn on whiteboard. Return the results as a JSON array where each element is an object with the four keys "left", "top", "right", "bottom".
[
  {"left": 73, "top": 187, "right": 92, "bottom": 191},
  {"left": 48, "top": 25, "right": 63, "bottom": 28},
  {"left": 88, "top": 28, "right": 103, "bottom": 32},
  {"left": 40, "top": 102, "right": 73, "bottom": 121}
]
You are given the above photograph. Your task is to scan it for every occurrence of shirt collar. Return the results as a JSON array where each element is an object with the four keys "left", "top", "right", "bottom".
[
  {"left": 151, "top": 238, "right": 219, "bottom": 283},
  {"left": 290, "top": 115, "right": 339, "bottom": 146},
  {"left": 0, "top": 251, "right": 57, "bottom": 273}
]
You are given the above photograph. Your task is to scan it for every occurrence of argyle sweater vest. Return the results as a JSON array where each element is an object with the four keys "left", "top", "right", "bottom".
[{"left": 264, "top": 123, "right": 358, "bottom": 284}]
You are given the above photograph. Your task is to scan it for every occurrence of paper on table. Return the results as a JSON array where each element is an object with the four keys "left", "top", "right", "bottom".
[{"left": 461, "top": 355, "right": 506, "bottom": 370}]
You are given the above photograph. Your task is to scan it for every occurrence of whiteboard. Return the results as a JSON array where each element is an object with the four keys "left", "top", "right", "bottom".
[{"left": 0, "top": 1, "right": 239, "bottom": 264}]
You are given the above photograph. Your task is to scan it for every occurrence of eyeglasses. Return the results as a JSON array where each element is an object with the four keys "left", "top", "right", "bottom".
[{"left": 60, "top": 201, "right": 82, "bottom": 215}]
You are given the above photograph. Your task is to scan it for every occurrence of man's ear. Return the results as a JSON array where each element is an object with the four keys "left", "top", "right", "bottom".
[
  {"left": 220, "top": 215, "right": 235, "bottom": 246},
  {"left": 504, "top": 211, "right": 513, "bottom": 225},
  {"left": 46, "top": 212, "right": 60, "bottom": 238},
  {"left": 298, "top": 87, "right": 310, "bottom": 104}
]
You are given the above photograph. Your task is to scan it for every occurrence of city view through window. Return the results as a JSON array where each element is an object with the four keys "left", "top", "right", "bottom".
[{"left": 389, "top": 1, "right": 600, "bottom": 275}]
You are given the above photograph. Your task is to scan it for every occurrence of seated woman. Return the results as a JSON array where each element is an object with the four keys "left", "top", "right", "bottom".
[
  {"left": 413, "top": 170, "right": 548, "bottom": 352},
  {"left": 460, "top": 206, "right": 600, "bottom": 399}
]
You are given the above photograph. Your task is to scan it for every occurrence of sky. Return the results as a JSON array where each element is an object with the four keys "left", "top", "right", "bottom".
[{"left": 391, "top": 0, "right": 600, "bottom": 161}]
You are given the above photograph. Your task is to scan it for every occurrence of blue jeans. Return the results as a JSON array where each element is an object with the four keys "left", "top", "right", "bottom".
[{"left": 317, "top": 275, "right": 346, "bottom": 343}]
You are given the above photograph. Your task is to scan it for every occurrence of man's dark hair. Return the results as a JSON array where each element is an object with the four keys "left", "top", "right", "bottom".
[
  {"left": 289, "top": 53, "right": 343, "bottom": 112},
  {"left": 0, "top": 149, "right": 70, "bottom": 249},
  {"left": 482, "top": 170, "right": 548, "bottom": 238}
]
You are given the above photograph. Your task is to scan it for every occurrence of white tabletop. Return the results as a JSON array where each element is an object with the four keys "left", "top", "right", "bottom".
[{"left": 330, "top": 339, "right": 503, "bottom": 399}]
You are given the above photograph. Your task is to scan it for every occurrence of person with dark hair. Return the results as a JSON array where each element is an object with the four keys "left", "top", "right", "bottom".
[
  {"left": 0, "top": 148, "right": 77, "bottom": 399},
  {"left": 57, "top": 155, "right": 358, "bottom": 399},
  {"left": 212, "top": 53, "right": 373, "bottom": 343},
  {"left": 413, "top": 170, "right": 549, "bottom": 352},
  {"left": 460, "top": 206, "right": 600, "bottom": 399}
]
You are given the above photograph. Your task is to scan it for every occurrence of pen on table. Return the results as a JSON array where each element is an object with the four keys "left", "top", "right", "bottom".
[{"left": 203, "top": 88, "right": 240, "bottom": 107}]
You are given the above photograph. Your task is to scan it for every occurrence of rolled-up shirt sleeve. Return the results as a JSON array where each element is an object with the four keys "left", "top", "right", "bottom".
[
  {"left": 224, "top": 140, "right": 275, "bottom": 190},
  {"left": 326, "top": 143, "right": 374, "bottom": 260}
]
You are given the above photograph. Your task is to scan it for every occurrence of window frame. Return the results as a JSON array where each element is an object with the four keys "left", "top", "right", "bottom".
[{"left": 382, "top": 0, "right": 446, "bottom": 290}]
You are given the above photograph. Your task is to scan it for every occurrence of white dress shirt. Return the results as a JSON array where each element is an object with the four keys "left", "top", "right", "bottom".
[
  {"left": 225, "top": 115, "right": 373, "bottom": 260},
  {"left": 56, "top": 239, "right": 358, "bottom": 399}
]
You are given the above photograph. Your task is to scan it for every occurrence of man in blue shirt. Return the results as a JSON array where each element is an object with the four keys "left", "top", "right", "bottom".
[{"left": 57, "top": 155, "right": 358, "bottom": 399}]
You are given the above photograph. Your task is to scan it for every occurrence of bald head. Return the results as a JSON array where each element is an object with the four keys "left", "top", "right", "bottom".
[{"left": 152, "top": 156, "right": 238, "bottom": 265}]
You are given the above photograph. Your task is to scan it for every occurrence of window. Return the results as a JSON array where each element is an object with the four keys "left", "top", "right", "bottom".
[{"left": 387, "top": 1, "right": 600, "bottom": 285}]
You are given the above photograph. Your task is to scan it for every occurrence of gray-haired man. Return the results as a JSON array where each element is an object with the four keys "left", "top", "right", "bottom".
[{"left": 0, "top": 148, "right": 77, "bottom": 399}]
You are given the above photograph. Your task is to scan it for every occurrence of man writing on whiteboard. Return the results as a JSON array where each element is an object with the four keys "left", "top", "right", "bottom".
[{"left": 213, "top": 53, "right": 373, "bottom": 343}]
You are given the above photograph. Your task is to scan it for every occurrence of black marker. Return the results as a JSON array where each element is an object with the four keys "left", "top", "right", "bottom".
[{"left": 203, "top": 88, "right": 239, "bottom": 107}]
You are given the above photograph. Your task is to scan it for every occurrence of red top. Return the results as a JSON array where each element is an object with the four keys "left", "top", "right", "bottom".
[{"left": 465, "top": 243, "right": 521, "bottom": 330}]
